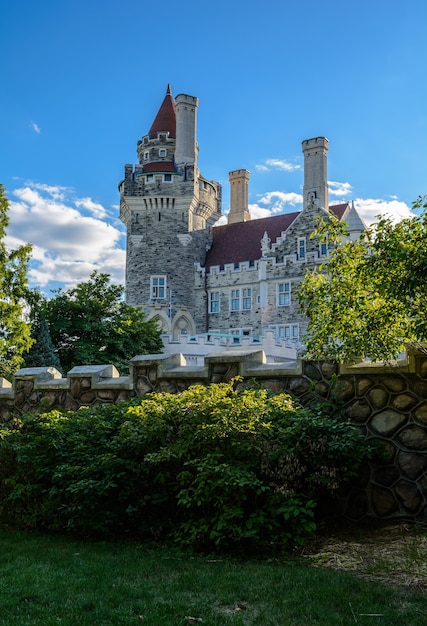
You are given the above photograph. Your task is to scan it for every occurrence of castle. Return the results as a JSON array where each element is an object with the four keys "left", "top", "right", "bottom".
[{"left": 119, "top": 86, "right": 366, "bottom": 347}]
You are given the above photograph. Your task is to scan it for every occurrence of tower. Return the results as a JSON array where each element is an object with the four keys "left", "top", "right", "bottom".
[
  {"left": 119, "top": 86, "right": 222, "bottom": 336},
  {"left": 301, "top": 137, "right": 329, "bottom": 210}
]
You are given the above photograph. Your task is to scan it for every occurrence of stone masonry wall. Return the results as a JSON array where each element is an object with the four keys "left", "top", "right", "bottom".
[{"left": 1, "top": 347, "right": 427, "bottom": 524}]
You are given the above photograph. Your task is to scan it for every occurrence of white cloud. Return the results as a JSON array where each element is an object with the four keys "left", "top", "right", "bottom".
[
  {"left": 256, "top": 159, "right": 301, "bottom": 172},
  {"left": 30, "top": 121, "right": 41, "bottom": 134},
  {"left": 7, "top": 183, "right": 125, "bottom": 294},
  {"left": 329, "top": 180, "right": 352, "bottom": 197},
  {"left": 75, "top": 197, "right": 108, "bottom": 219},
  {"left": 251, "top": 190, "right": 303, "bottom": 217},
  {"left": 353, "top": 197, "right": 414, "bottom": 226}
]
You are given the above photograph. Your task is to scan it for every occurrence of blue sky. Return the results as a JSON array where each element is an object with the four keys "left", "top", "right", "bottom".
[{"left": 1, "top": 0, "right": 426, "bottom": 295}]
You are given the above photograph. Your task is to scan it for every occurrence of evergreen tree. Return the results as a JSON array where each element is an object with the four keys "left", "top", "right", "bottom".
[
  {"left": 24, "top": 311, "right": 62, "bottom": 372},
  {"left": 0, "top": 184, "right": 33, "bottom": 380}
]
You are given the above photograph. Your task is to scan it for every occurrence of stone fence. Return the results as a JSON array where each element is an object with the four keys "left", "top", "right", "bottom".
[{"left": 1, "top": 346, "right": 427, "bottom": 524}]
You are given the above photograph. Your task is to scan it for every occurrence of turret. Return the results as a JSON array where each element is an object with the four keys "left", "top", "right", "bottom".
[
  {"left": 175, "top": 94, "right": 199, "bottom": 167},
  {"left": 118, "top": 86, "right": 221, "bottom": 337}
]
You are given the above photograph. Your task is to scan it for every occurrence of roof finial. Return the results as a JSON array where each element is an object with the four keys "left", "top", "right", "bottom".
[{"left": 166, "top": 83, "right": 172, "bottom": 95}]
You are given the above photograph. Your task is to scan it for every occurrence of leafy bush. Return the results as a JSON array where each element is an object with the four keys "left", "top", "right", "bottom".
[{"left": 0, "top": 380, "right": 375, "bottom": 550}]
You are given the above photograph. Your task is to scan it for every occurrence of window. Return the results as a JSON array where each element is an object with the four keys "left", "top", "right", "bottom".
[
  {"left": 298, "top": 237, "right": 306, "bottom": 260},
  {"left": 209, "top": 291, "right": 220, "bottom": 313},
  {"left": 231, "top": 289, "right": 240, "bottom": 311},
  {"left": 320, "top": 240, "right": 328, "bottom": 257},
  {"left": 273, "top": 324, "right": 299, "bottom": 340},
  {"left": 146, "top": 174, "right": 153, "bottom": 182},
  {"left": 159, "top": 148, "right": 167, "bottom": 157},
  {"left": 151, "top": 276, "right": 166, "bottom": 299},
  {"left": 277, "top": 282, "right": 291, "bottom": 306},
  {"left": 230, "top": 288, "right": 252, "bottom": 311},
  {"left": 242, "top": 288, "right": 252, "bottom": 310},
  {"left": 143, "top": 151, "right": 149, "bottom": 160},
  {"left": 164, "top": 174, "right": 172, "bottom": 182}
]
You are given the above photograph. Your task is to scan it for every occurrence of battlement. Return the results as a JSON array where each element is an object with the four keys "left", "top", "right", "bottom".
[{"left": 2, "top": 347, "right": 426, "bottom": 524}]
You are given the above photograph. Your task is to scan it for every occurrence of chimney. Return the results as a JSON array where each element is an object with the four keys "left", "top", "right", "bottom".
[
  {"left": 228, "top": 169, "right": 251, "bottom": 224},
  {"left": 301, "top": 137, "right": 329, "bottom": 211}
]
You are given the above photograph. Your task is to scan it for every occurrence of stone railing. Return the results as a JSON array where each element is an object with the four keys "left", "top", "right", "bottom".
[
  {"left": 160, "top": 328, "right": 299, "bottom": 363},
  {"left": 1, "top": 346, "right": 426, "bottom": 524}
]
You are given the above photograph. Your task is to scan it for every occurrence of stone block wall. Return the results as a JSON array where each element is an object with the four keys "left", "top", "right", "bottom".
[{"left": 1, "top": 347, "right": 426, "bottom": 524}]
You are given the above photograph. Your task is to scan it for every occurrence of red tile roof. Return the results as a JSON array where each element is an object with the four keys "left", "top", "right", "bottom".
[
  {"left": 205, "top": 204, "right": 349, "bottom": 269},
  {"left": 148, "top": 85, "right": 176, "bottom": 139}
]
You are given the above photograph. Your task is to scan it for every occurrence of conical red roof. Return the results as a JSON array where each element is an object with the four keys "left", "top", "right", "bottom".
[{"left": 148, "top": 84, "right": 176, "bottom": 138}]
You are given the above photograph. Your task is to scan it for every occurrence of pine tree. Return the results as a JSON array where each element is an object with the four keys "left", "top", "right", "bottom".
[
  {"left": 24, "top": 311, "right": 62, "bottom": 372},
  {"left": 0, "top": 184, "right": 33, "bottom": 380}
]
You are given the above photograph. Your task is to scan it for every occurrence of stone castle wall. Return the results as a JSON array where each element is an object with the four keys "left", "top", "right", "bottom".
[{"left": 1, "top": 347, "right": 426, "bottom": 524}]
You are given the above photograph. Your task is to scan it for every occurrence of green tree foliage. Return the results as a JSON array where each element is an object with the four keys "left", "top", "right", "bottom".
[
  {"left": 0, "top": 381, "right": 375, "bottom": 550},
  {"left": 24, "top": 311, "right": 62, "bottom": 372},
  {"left": 41, "top": 271, "right": 163, "bottom": 373},
  {"left": 299, "top": 195, "right": 427, "bottom": 362},
  {"left": 0, "top": 185, "right": 33, "bottom": 379}
]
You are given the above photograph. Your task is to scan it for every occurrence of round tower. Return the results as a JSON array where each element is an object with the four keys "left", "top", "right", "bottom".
[{"left": 118, "top": 86, "right": 222, "bottom": 336}]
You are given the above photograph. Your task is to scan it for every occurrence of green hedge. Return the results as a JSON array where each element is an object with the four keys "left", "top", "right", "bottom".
[{"left": 0, "top": 380, "right": 374, "bottom": 550}]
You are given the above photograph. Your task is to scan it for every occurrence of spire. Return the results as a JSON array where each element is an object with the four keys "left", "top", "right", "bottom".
[{"left": 148, "top": 85, "right": 176, "bottom": 138}]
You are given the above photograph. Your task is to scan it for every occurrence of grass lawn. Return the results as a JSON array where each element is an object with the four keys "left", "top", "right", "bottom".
[{"left": 0, "top": 528, "right": 425, "bottom": 625}]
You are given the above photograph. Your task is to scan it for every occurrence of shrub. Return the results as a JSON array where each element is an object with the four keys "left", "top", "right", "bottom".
[{"left": 0, "top": 380, "right": 375, "bottom": 550}]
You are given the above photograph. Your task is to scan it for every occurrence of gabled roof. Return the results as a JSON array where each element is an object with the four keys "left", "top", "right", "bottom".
[
  {"left": 205, "top": 203, "right": 350, "bottom": 270},
  {"left": 342, "top": 201, "right": 368, "bottom": 232},
  {"left": 148, "top": 85, "right": 176, "bottom": 139}
]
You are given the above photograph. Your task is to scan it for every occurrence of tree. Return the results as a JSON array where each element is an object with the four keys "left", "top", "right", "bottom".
[
  {"left": 24, "top": 311, "right": 62, "bottom": 372},
  {"left": 41, "top": 271, "right": 163, "bottom": 373},
  {"left": 299, "top": 195, "right": 427, "bottom": 363},
  {"left": 0, "top": 184, "right": 33, "bottom": 380}
]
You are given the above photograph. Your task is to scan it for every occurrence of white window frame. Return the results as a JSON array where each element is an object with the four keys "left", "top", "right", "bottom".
[
  {"left": 298, "top": 237, "right": 306, "bottom": 260},
  {"left": 230, "top": 289, "right": 240, "bottom": 311},
  {"left": 150, "top": 275, "right": 166, "bottom": 299},
  {"left": 242, "top": 288, "right": 252, "bottom": 310},
  {"left": 277, "top": 282, "right": 291, "bottom": 306},
  {"left": 159, "top": 148, "right": 167, "bottom": 157},
  {"left": 143, "top": 150, "right": 149, "bottom": 160},
  {"left": 230, "top": 288, "right": 252, "bottom": 311},
  {"left": 272, "top": 324, "right": 299, "bottom": 340},
  {"left": 209, "top": 291, "right": 220, "bottom": 313}
]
